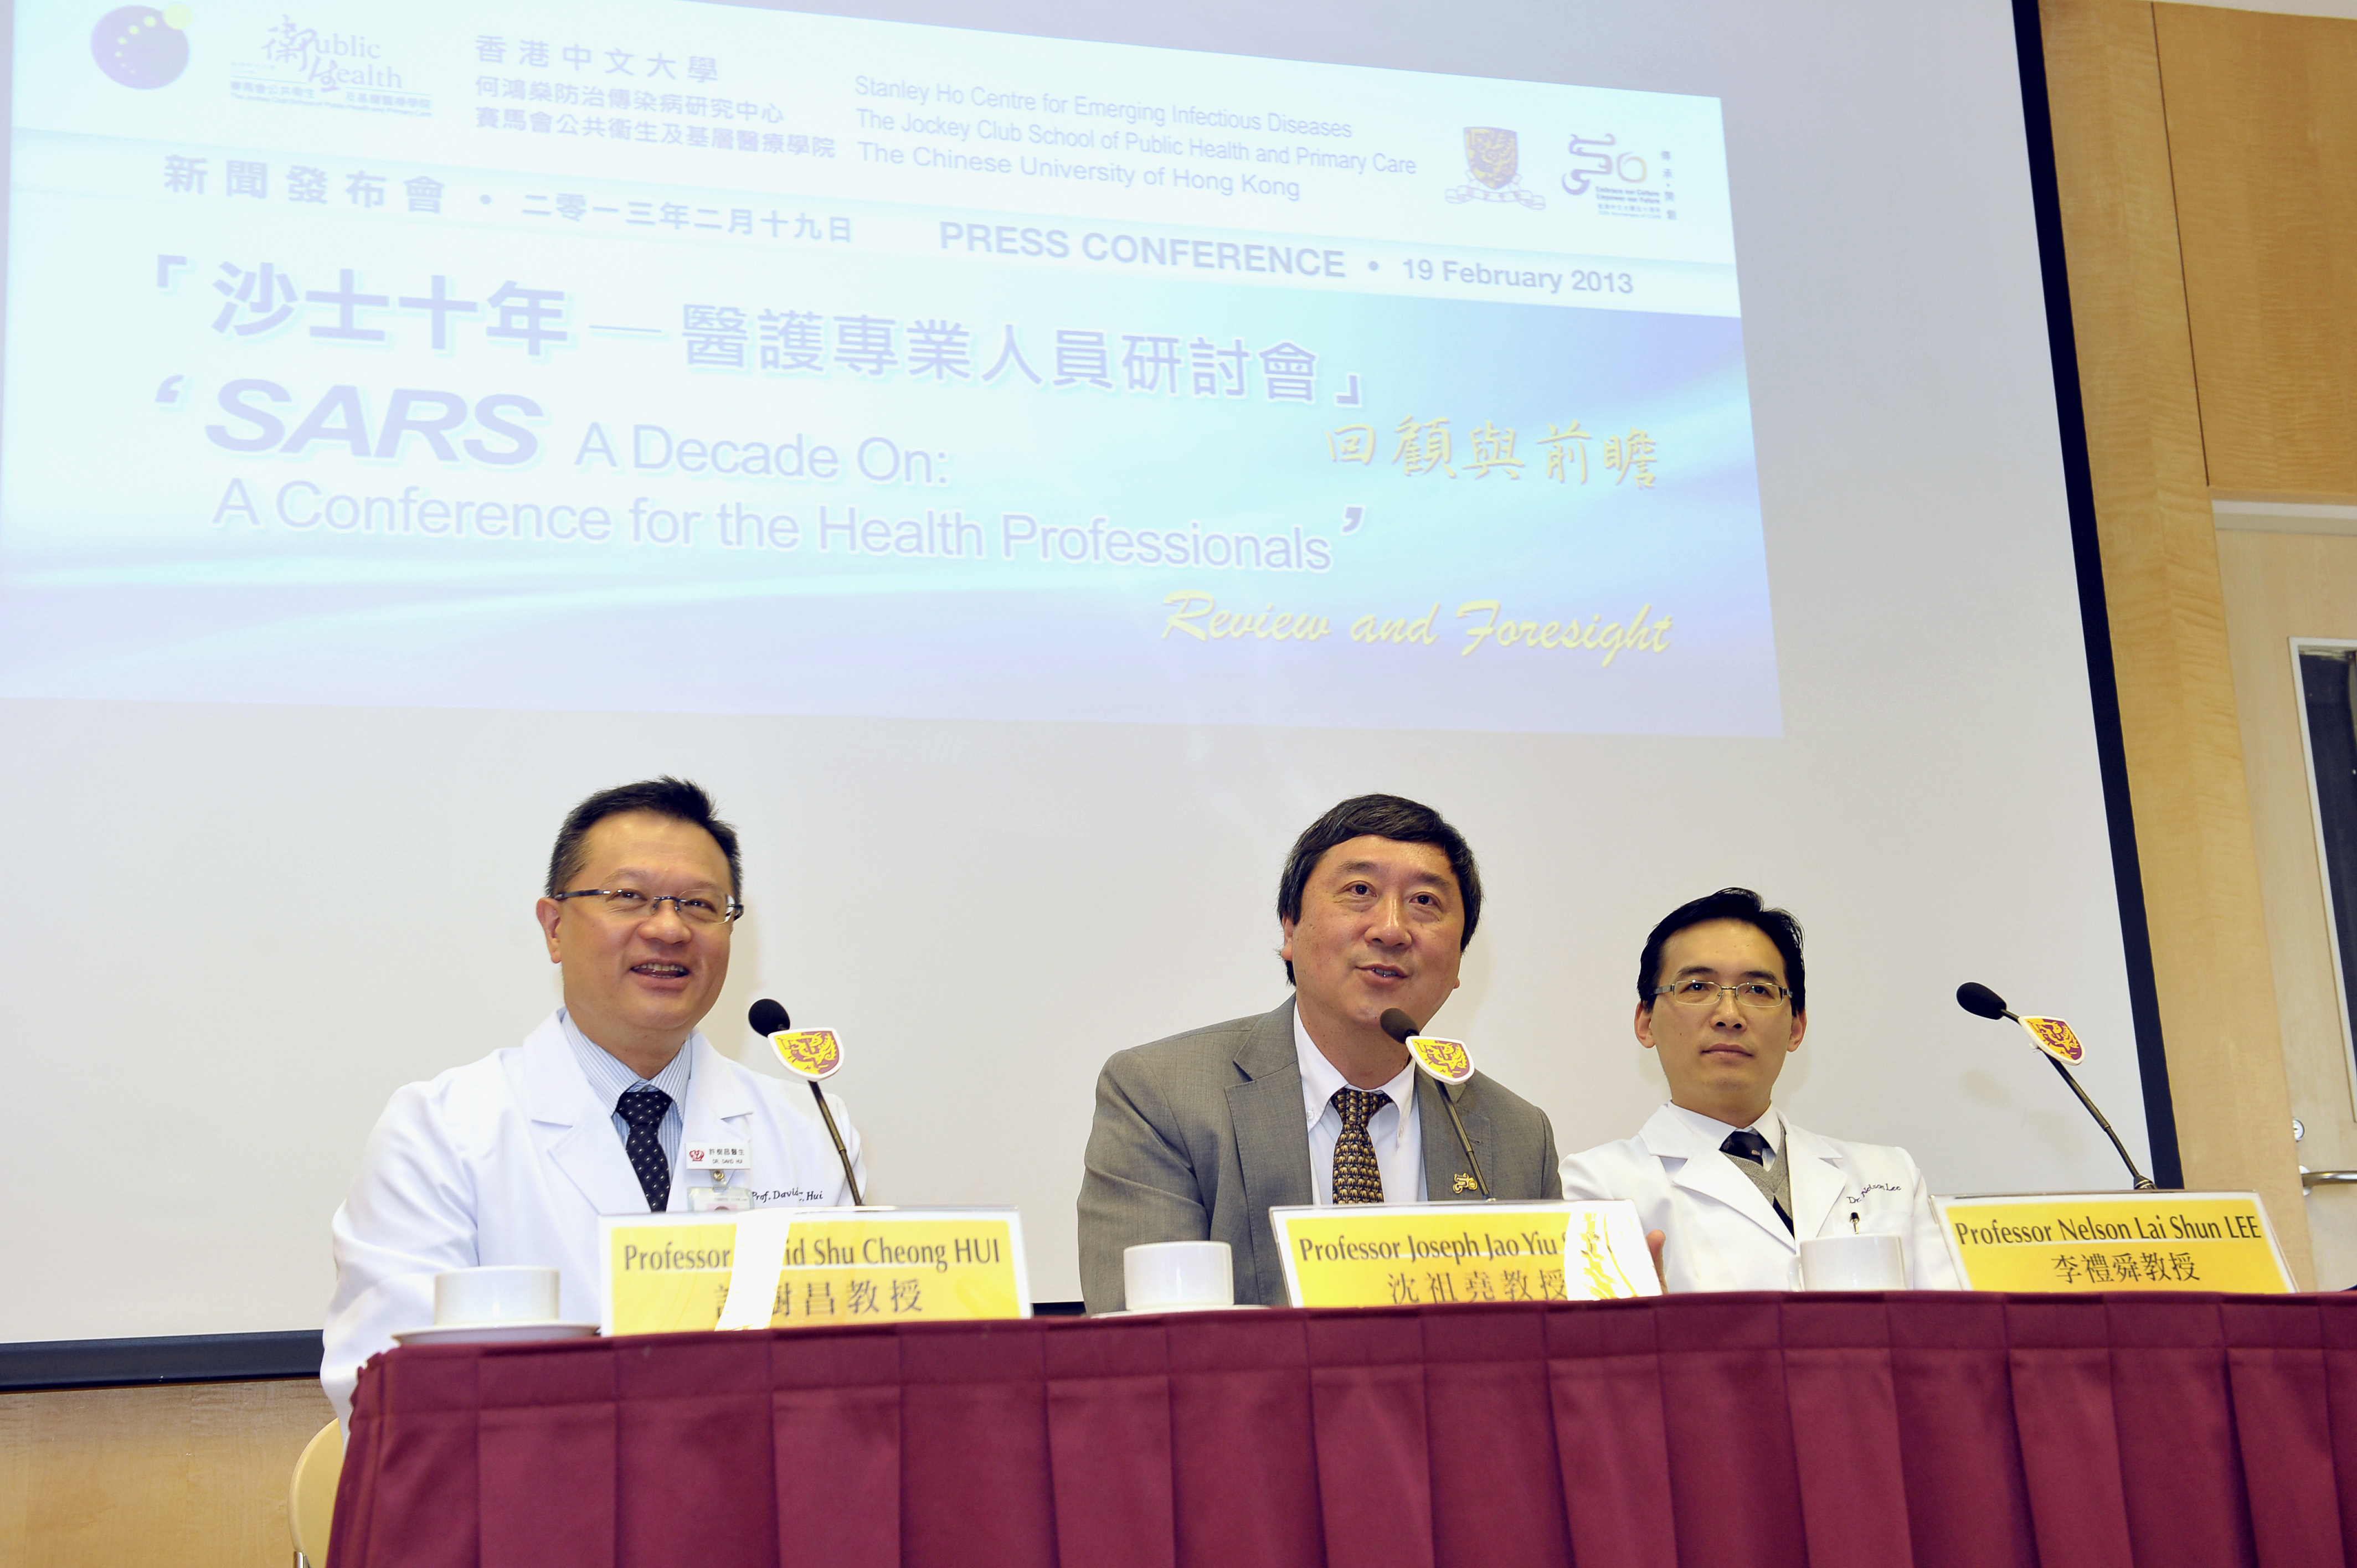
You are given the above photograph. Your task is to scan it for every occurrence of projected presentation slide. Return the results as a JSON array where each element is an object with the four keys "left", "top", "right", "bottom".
[{"left": 7, "top": 0, "right": 1773, "bottom": 733}]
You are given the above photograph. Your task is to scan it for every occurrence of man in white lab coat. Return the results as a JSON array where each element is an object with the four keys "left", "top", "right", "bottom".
[
  {"left": 323, "top": 777, "right": 866, "bottom": 1421},
  {"left": 1559, "top": 888, "right": 1960, "bottom": 1293}
]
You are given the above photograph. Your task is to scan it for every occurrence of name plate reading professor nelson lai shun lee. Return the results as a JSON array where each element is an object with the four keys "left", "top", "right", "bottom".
[
  {"left": 597, "top": 1207, "right": 1031, "bottom": 1336},
  {"left": 1269, "top": 1200, "right": 1661, "bottom": 1308},
  {"left": 1933, "top": 1192, "right": 2292, "bottom": 1293}
]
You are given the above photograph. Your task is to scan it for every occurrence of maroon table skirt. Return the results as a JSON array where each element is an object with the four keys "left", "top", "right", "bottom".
[{"left": 331, "top": 1292, "right": 2354, "bottom": 1568}]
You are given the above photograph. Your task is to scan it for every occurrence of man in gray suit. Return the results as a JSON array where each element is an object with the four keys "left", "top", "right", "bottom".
[{"left": 1078, "top": 794, "right": 1562, "bottom": 1312}]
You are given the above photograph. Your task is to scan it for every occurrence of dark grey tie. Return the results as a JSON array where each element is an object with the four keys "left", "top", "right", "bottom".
[
  {"left": 617, "top": 1087, "right": 673, "bottom": 1213},
  {"left": 1721, "top": 1128, "right": 1793, "bottom": 1234}
]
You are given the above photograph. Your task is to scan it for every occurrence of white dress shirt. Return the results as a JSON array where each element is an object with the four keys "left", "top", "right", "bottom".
[
  {"left": 1662, "top": 1102, "right": 1783, "bottom": 1168},
  {"left": 1295, "top": 1010, "right": 1426, "bottom": 1204}
]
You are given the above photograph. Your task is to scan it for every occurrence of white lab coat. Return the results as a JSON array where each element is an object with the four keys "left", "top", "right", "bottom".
[
  {"left": 323, "top": 1013, "right": 866, "bottom": 1421},
  {"left": 1559, "top": 1104, "right": 1963, "bottom": 1293}
]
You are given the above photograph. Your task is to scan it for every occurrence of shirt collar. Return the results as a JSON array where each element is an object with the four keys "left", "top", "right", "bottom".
[
  {"left": 561, "top": 1007, "right": 696, "bottom": 1108},
  {"left": 1663, "top": 1100, "right": 1782, "bottom": 1158},
  {"left": 1294, "top": 1007, "right": 1419, "bottom": 1142}
]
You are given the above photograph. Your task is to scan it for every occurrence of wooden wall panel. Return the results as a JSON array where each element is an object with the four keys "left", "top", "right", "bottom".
[
  {"left": 2156, "top": 4, "right": 2357, "bottom": 498},
  {"left": 2039, "top": 0, "right": 2313, "bottom": 1280},
  {"left": 2217, "top": 527, "right": 2357, "bottom": 1287},
  {"left": 0, "top": 1378, "right": 332, "bottom": 1568}
]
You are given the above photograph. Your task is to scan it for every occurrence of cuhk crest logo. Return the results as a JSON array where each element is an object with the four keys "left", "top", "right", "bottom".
[
  {"left": 1447, "top": 128, "right": 1543, "bottom": 210},
  {"left": 2019, "top": 1016, "right": 2086, "bottom": 1066},
  {"left": 93, "top": 4, "right": 191, "bottom": 87},
  {"left": 1407, "top": 1034, "right": 1475, "bottom": 1085}
]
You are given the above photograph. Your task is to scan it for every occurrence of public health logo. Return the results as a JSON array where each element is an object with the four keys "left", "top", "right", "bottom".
[
  {"left": 93, "top": 4, "right": 190, "bottom": 87},
  {"left": 1445, "top": 127, "right": 1544, "bottom": 210}
]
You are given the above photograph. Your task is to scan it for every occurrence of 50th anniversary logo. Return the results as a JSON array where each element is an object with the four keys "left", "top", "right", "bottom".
[{"left": 1445, "top": 126, "right": 1676, "bottom": 218}]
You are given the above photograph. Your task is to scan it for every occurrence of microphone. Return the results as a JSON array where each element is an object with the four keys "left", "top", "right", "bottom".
[
  {"left": 1380, "top": 1009, "right": 1491, "bottom": 1200},
  {"left": 747, "top": 998, "right": 864, "bottom": 1206},
  {"left": 1955, "top": 982, "right": 2157, "bottom": 1190},
  {"left": 1956, "top": 981, "right": 2010, "bottom": 1021}
]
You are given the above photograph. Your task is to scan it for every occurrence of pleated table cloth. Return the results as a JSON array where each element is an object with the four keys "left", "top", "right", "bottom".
[{"left": 331, "top": 1292, "right": 2351, "bottom": 1568}]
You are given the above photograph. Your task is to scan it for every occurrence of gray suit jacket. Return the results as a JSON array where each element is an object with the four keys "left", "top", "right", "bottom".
[{"left": 1077, "top": 998, "right": 1563, "bottom": 1312}]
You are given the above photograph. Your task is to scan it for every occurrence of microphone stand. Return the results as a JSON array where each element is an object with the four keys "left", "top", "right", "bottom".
[
  {"left": 2041, "top": 1053, "right": 2158, "bottom": 1192},
  {"left": 1382, "top": 1008, "right": 1491, "bottom": 1200},
  {"left": 1436, "top": 1083, "right": 1491, "bottom": 1200},
  {"left": 753, "top": 1003, "right": 866, "bottom": 1207},
  {"left": 1967, "top": 987, "right": 2158, "bottom": 1192},
  {"left": 807, "top": 1080, "right": 865, "bottom": 1206}
]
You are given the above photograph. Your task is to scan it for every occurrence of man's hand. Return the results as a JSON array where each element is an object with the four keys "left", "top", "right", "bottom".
[{"left": 1647, "top": 1230, "right": 1667, "bottom": 1290}]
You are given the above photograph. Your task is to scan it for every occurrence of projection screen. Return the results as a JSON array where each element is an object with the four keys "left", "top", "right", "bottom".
[{"left": 0, "top": 0, "right": 2152, "bottom": 1335}]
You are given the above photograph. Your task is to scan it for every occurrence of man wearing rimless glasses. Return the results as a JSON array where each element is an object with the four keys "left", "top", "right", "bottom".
[
  {"left": 322, "top": 777, "right": 866, "bottom": 1422},
  {"left": 1559, "top": 888, "right": 1960, "bottom": 1293}
]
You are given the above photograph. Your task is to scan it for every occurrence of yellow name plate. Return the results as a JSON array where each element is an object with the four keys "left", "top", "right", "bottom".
[
  {"left": 1933, "top": 1191, "right": 2292, "bottom": 1293},
  {"left": 1269, "top": 1200, "right": 1661, "bottom": 1308},
  {"left": 596, "top": 1207, "right": 1031, "bottom": 1335}
]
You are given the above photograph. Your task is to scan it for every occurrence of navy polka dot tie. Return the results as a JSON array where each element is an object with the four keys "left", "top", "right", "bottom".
[
  {"left": 617, "top": 1087, "right": 672, "bottom": 1213},
  {"left": 1331, "top": 1087, "right": 1391, "bottom": 1204}
]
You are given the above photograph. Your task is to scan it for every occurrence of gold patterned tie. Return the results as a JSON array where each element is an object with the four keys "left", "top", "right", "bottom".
[{"left": 1331, "top": 1087, "right": 1391, "bottom": 1204}]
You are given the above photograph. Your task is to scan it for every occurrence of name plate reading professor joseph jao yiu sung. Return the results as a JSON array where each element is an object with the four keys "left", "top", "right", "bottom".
[
  {"left": 596, "top": 1207, "right": 1030, "bottom": 1335},
  {"left": 1933, "top": 1192, "right": 2292, "bottom": 1293},
  {"left": 1269, "top": 1200, "right": 1661, "bottom": 1307}
]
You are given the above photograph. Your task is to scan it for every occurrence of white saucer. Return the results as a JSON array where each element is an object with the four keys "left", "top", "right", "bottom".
[
  {"left": 392, "top": 1320, "right": 601, "bottom": 1347},
  {"left": 1100, "top": 1303, "right": 1268, "bottom": 1316}
]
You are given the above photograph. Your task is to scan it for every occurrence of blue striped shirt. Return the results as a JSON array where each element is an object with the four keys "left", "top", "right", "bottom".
[{"left": 560, "top": 1008, "right": 693, "bottom": 1180}]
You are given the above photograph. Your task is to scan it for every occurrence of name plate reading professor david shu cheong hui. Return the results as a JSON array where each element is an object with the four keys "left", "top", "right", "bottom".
[{"left": 597, "top": 1207, "right": 1030, "bottom": 1335}]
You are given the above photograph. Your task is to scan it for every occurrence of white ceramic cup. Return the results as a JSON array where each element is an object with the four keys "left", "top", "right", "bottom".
[
  {"left": 434, "top": 1265, "right": 560, "bottom": 1325},
  {"left": 1123, "top": 1241, "right": 1235, "bottom": 1312},
  {"left": 1798, "top": 1233, "right": 1907, "bottom": 1291}
]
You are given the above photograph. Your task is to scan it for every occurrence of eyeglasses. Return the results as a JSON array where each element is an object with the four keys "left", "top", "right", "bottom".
[
  {"left": 1652, "top": 978, "right": 1790, "bottom": 1011},
  {"left": 550, "top": 888, "right": 744, "bottom": 926}
]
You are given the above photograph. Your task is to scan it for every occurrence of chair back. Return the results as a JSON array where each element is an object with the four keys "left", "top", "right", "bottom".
[{"left": 289, "top": 1419, "right": 346, "bottom": 1567}]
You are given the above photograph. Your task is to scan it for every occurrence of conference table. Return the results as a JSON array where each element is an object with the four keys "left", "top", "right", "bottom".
[{"left": 331, "top": 1291, "right": 2348, "bottom": 1568}]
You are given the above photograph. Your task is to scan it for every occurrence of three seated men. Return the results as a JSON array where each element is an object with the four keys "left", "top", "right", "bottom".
[{"left": 329, "top": 786, "right": 1961, "bottom": 1407}]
